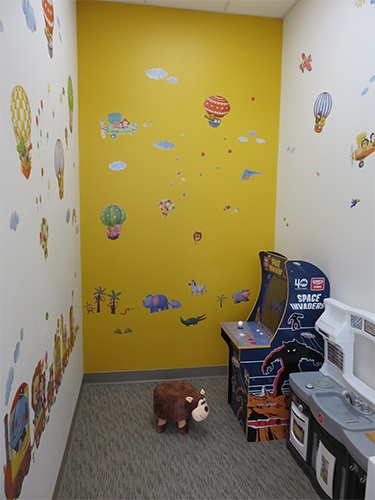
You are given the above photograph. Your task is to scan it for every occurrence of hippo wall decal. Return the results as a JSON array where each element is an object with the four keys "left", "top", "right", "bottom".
[{"left": 232, "top": 289, "right": 250, "bottom": 304}]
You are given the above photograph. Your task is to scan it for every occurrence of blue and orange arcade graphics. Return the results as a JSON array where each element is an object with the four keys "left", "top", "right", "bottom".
[{"left": 221, "top": 251, "right": 330, "bottom": 442}]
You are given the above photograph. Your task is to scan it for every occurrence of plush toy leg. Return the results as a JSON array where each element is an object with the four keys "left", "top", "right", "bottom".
[
  {"left": 157, "top": 418, "right": 167, "bottom": 433},
  {"left": 177, "top": 419, "right": 188, "bottom": 435}
]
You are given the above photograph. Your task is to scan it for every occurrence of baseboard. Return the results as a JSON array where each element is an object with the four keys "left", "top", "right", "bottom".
[
  {"left": 52, "top": 378, "right": 84, "bottom": 500},
  {"left": 83, "top": 365, "right": 227, "bottom": 384}
]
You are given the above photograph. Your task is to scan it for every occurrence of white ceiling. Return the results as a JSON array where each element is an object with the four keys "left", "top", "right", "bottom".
[{"left": 98, "top": 0, "right": 300, "bottom": 19}]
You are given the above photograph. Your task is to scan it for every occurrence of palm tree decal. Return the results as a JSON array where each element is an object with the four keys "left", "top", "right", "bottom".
[
  {"left": 107, "top": 290, "right": 121, "bottom": 314},
  {"left": 93, "top": 286, "right": 106, "bottom": 313},
  {"left": 216, "top": 294, "right": 227, "bottom": 308}
]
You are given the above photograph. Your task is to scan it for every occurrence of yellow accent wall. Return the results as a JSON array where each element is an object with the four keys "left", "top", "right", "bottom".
[{"left": 78, "top": 1, "right": 283, "bottom": 373}]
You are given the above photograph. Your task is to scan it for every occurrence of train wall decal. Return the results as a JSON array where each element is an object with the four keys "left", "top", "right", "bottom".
[{"left": 3, "top": 306, "right": 79, "bottom": 500}]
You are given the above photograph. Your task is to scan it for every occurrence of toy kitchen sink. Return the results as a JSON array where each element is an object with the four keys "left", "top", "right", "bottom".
[{"left": 287, "top": 298, "right": 375, "bottom": 500}]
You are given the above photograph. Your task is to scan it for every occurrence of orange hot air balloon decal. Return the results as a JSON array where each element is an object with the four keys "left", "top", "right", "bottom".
[
  {"left": 42, "top": 0, "right": 54, "bottom": 58},
  {"left": 204, "top": 95, "right": 230, "bottom": 128},
  {"left": 10, "top": 85, "right": 32, "bottom": 179}
]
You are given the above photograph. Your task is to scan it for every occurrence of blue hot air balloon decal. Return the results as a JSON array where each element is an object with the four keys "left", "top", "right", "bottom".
[{"left": 313, "top": 92, "right": 332, "bottom": 133}]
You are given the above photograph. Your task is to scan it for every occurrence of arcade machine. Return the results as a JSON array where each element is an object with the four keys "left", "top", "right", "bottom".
[{"left": 220, "top": 251, "right": 330, "bottom": 442}]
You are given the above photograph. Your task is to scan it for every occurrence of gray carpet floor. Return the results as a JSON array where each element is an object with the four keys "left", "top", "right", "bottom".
[{"left": 57, "top": 377, "right": 319, "bottom": 500}]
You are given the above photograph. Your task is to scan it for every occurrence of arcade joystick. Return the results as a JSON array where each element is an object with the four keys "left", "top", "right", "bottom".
[{"left": 237, "top": 321, "right": 243, "bottom": 329}]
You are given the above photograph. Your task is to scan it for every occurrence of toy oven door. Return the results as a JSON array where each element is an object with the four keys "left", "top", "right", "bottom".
[{"left": 289, "top": 401, "right": 309, "bottom": 461}]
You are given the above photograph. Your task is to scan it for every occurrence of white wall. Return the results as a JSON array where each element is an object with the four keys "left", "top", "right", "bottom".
[
  {"left": 0, "top": 1, "right": 83, "bottom": 499},
  {"left": 276, "top": 0, "right": 375, "bottom": 313}
]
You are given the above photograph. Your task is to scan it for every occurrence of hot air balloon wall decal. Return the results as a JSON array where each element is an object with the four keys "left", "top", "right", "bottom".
[
  {"left": 67, "top": 76, "right": 74, "bottom": 133},
  {"left": 40, "top": 217, "right": 49, "bottom": 259},
  {"left": 203, "top": 95, "right": 231, "bottom": 128},
  {"left": 10, "top": 85, "right": 32, "bottom": 179},
  {"left": 42, "top": 0, "right": 54, "bottom": 58},
  {"left": 313, "top": 92, "right": 332, "bottom": 133},
  {"left": 100, "top": 204, "right": 127, "bottom": 240},
  {"left": 54, "top": 139, "right": 65, "bottom": 199}
]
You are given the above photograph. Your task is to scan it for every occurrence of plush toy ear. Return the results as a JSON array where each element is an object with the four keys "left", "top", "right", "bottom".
[
  {"left": 200, "top": 389, "right": 205, "bottom": 396},
  {"left": 186, "top": 396, "right": 194, "bottom": 403}
]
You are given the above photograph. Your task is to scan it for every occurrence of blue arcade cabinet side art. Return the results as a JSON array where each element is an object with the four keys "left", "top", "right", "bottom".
[{"left": 221, "top": 251, "right": 330, "bottom": 442}]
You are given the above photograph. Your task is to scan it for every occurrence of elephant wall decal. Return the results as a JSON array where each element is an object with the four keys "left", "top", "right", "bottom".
[
  {"left": 169, "top": 300, "right": 182, "bottom": 309},
  {"left": 142, "top": 294, "right": 169, "bottom": 313}
]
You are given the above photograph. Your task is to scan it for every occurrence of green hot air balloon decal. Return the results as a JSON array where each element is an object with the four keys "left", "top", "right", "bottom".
[
  {"left": 100, "top": 204, "right": 126, "bottom": 240},
  {"left": 67, "top": 76, "right": 74, "bottom": 133}
]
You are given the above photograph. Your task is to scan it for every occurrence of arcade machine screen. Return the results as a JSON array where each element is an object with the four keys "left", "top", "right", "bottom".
[{"left": 258, "top": 274, "right": 287, "bottom": 336}]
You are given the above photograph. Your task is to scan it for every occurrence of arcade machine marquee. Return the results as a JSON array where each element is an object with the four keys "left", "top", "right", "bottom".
[{"left": 220, "top": 251, "right": 330, "bottom": 442}]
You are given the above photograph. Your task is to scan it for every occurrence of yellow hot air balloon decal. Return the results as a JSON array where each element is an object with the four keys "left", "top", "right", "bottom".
[
  {"left": 42, "top": 0, "right": 54, "bottom": 58},
  {"left": 10, "top": 85, "right": 32, "bottom": 179},
  {"left": 67, "top": 76, "right": 74, "bottom": 133}
]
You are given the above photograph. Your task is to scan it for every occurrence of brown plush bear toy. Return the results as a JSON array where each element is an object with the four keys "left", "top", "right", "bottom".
[{"left": 153, "top": 380, "right": 209, "bottom": 434}]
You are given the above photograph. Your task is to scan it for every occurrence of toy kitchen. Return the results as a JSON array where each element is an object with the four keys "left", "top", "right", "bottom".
[{"left": 287, "top": 298, "right": 375, "bottom": 499}]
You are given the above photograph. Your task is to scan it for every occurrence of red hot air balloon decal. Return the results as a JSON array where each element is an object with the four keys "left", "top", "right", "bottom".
[
  {"left": 42, "top": 0, "right": 54, "bottom": 58},
  {"left": 204, "top": 95, "right": 230, "bottom": 128}
]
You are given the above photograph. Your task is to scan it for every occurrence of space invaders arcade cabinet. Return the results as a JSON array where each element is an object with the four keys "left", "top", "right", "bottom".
[{"left": 221, "top": 251, "right": 330, "bottom": 442}]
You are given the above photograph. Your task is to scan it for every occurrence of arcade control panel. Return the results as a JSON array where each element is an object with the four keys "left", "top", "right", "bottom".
[{"left": 220, "top": 321, "right": 272, "bottom": 348}]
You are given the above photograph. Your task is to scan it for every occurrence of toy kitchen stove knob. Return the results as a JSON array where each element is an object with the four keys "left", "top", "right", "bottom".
[
  {"left": 361, "top": 403, "right": 371, "bottom": 414},
  {"left": 350, "top": 464, "right": 359, "bottom": 473}
]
